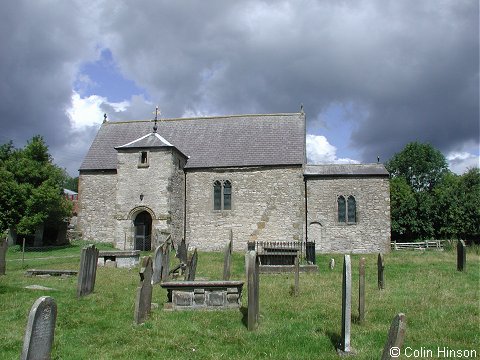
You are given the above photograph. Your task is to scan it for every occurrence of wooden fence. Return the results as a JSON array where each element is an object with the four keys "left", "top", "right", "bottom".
[{"left": 391, "top": 240, "right": 445, "bottom": 251}]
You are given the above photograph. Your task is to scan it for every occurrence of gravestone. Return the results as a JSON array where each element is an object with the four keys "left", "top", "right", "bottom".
[
  {"left": 358, "top": 257, "right": 366, "bottom": 324},
  {"left": 161, "top": 240, "right": 171, "bottom": 282},
  {"left": 177, "top": 238, "right": 188, "bottom": 264},
  {"left": 381, "top": 313, "right": 407, "bottom": 360},
  {"left": 329, "top": 258, "right": 335, "bottom": 270},
  {"left": 223, "top": 239, "right": 233, "bottom": 281},
  {"left": 457, "top": 240, "right": 466, "bottom": 271},
  {"left": 185, "top": 248, "right": 198, "bottom": 281},
  {"left": 152, "top": 245, "right": 163, "bottom": 285},
  {"left": 377, "top": 253, "right": 385, "bottom": 290},
  {"left": 247, "top": 250, "right": 260, "bottom": 331},
  {"left": 21, "top": 296, "right": 57, "bottom": 360},
  {"left": 339, "top": 254, "right": 352, "bottom": 354},
  {"left": 0, "top": 238, "right": 7, "bottom": 275},
  {"left": 134, "top": 256, "right": 153, "bottom": 324},
  {"left": 294, "top": 255, "right": 300, "bottom": 296},
  {"left": 76, "top": 244, "right": 99, "bottom": 297}
]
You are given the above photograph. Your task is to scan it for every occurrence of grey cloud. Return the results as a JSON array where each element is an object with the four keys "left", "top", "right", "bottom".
[{"left": 0, "top": 0, "right": 477, "bottom": 176}]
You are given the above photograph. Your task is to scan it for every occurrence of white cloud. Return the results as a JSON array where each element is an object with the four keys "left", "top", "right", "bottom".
[
  {"left": 306, "top": 134, "right": 359, "bottom": 164},
  {"left": 66, "top": 91, "right": 129, "bottom": 129},
  {"left": 446, "top": 151, "right": 480, "bottom": 175}
]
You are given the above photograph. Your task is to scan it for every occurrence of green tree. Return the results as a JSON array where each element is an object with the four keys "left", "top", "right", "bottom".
[
  {"left": 0, "top": 136, "right": 72, "bottom": 235},
  {"left": 390, "top": 177, "right": 417, "bottom": 240},
  {"left": 386, "top": 142, "right": 449, "bottom": 192},
  {"left": 386, "top": 142, "right": 449, "bottom": 240}
]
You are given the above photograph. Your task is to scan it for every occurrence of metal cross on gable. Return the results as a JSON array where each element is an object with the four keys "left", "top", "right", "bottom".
[{"left": 152, "top": 106, "right": 161, "bottom": 133}]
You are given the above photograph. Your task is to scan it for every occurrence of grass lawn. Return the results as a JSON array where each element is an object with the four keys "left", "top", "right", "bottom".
[{"left": 1, "top": 242, "right": 479, "bottom": 359}]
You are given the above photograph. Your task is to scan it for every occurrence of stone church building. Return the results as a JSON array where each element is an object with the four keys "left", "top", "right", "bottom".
[{"left": 78, "top": 111, "right": 390, "bottom": 253}]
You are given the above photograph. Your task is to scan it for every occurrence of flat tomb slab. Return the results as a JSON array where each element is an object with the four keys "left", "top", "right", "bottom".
[
  {"left": 25, "top": 269, "right": 78, "bottom": 276},
  {"left": 259, "top": 264, "right": 318, "bottom": 274},
  {"left": 97, "top": 250, "right": 140, "bottom": 268},
  {"left": 160, "top": 281, "right": 244, "bottom": 310}
]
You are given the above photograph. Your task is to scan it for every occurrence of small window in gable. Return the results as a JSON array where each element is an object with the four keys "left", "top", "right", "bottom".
[{"left": 138, "top": 151, "right": 149, "bottom": 167}]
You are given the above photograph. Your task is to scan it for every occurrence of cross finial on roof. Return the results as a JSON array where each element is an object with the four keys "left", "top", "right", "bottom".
[
  {"left": 152, "top": 106, "right": 160, "bottom": 133},
  {"left": 103, "top": 113, "right": 107, "bottom": 123}
]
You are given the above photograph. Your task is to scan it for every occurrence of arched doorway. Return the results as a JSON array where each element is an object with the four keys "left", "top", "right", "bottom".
[{"left": 134, "top": 211, "right": 152, "bottom": 251}]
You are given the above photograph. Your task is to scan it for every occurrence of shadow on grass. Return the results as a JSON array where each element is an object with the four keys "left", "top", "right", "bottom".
[
  {"left": 326, "top": 330, "right": 341, "bottom": 350},
  {"left": 240, "top": 306, "right": 248, "bottom": 329}
]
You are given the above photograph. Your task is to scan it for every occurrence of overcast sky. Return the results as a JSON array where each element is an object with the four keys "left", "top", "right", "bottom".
[{"left": 1, "top": 0, "right": 478, "bottom": 176}]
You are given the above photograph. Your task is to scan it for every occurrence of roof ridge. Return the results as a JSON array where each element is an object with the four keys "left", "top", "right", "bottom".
[{"left": 104, "top": 112, "right": 303, "bottom": 125}]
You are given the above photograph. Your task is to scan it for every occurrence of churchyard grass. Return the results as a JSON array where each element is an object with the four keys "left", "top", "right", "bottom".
[{"left": 1, "top": 244, "right": 479, "bottom": 359}]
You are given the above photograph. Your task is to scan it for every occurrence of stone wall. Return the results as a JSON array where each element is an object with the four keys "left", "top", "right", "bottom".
[
  {"left": 306, "top": 176, "right": 390, "bottom": 253},
  {"left": 78, "top": 171, "right": 117, "bottom": 243},
  {"left": 185, "top": 166, "right": 304, "bottom": 251},
  {"left": 114, "top": 148, "right": 185, "bottom": 249}
]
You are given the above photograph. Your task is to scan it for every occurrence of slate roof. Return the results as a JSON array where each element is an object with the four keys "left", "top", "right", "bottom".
[
  {"left": 304, "top": 164, "right": 389, "bottom": 177},
  {"left": 80, "top": 113, "right": 305, "bottom": 171}
]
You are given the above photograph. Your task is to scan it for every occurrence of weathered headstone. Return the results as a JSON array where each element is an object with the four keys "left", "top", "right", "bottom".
[
  {"left": 161, "top": 241, "right": 171, "bottom": 281},
  {"left": 358, "top": 257, "right": 366, "bottom": 324},
  {"left": 152, "top": 245, "right": 163, "bottom": 285},
  {"left": 76, "top": 244, "right": 99, "bottom": 297},
  {"left": 177, "top": 238, "right": 188, "bottom": 264},
  {"left": 247, "top": 250, "right": 260, "bottom": 331},
  {"left": 185, "top": 248, "right": 198, "bottom": 281},
  {"left": 457, "top": 240, "right": 466, "bottom": 272},
  {"left": 381, "top": 313, "right": 407, "bottom": 360},
  {"left": 0, "top": 237, "right": 8, "bottom": 275},
  {"left": 377, "top": 253, "right": 385, "bottom": 290},
  {"left": 134, "top": 256, "right": 153, "bottom": 324},
  {"left": 223, "top": 239, "right": 233, "bottom": 280},
  {"left": 294, "top": 255, "right": 300, "bottom": 296},
  {"left": 21, "top": 296, "right": 57, "bottom": 360},
  {"left": 339, "top": 254, "right": 352, "bottom": 353},
  {"left": 329, "top": 258, "right": 335, "bottom": 270}
]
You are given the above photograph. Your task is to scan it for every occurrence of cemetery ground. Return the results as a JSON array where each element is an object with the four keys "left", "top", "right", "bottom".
[{"left": 1, "top": 242, "right": 479, "bottom": 360}]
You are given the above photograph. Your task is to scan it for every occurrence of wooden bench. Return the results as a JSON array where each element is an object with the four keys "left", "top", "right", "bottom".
[{"left": 160, "top": 280, "right": 244, "bottom": 310}]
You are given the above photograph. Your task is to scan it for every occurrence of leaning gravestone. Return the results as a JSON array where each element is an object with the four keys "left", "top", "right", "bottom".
[
  {"left": 377, "top": 253, "right": 385, "bottom": 290},
  {"left": 359, "top": 257, "right": 366, "bottom": 324},
  {"left": 339, "top": 254, "right": 352, "bottom": 354},
  {"left": 77, "top": 244, "right": 99, "bottom": 297},
  {"left": 185, "top": 248, "right": 198, "bottom": 281},
  {"left": 457, "top": 240, "right": 466, "bottom": 272},
  {"left": 134, "top": 256, "right": 153, "bottom": 325},
  {"left": 381, "top": 313, "right": 407, "bottom": 360},
  {"left": 0, "top": 238, "right": 7, "bottom": 275},
  {"left": 161, "top": 240, "right": 171, "bottom": 281},
  {"left": 152, "top": 245, "right": 163, "bottom": 285},
  {"left": 21, "top": 296, "right": 57, "bottom": 360},
  {"left": 247, "top": 250, "right": 260, "bottom": 331},
  {"left": 177, "top": 238, "right": 188, "bottom": 265},
  {"left": 223, "top": 239, "right": 233, "bottom": 281}
]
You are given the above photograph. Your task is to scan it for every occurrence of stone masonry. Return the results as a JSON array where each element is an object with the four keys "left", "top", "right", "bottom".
[
  {"left": 185, "top": 166, "right": 305, "bottom": 251},
  {"left": 78, "top": 171, "right": 117, "bottom": 244},
  {"left": 114, "top": 147, "right": 185, "bottom": 249},
  {"left": 306, "top": 176, "right": 390, "bottom": 253}
]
